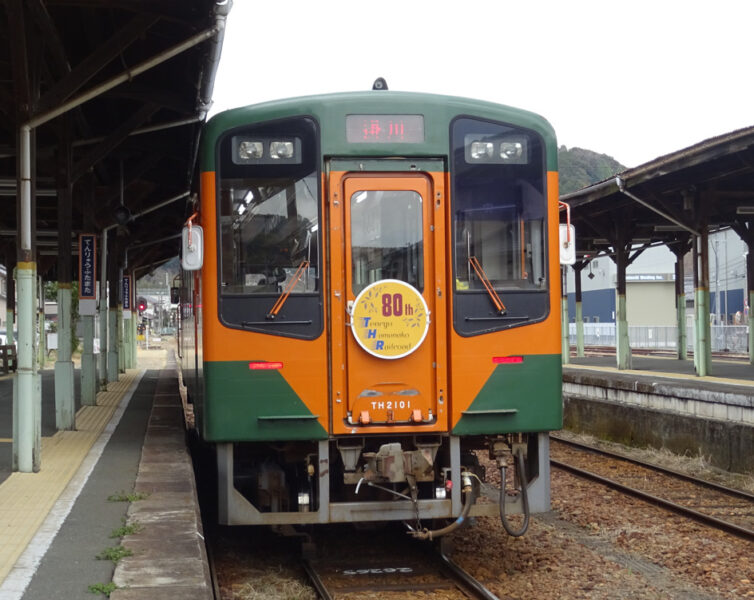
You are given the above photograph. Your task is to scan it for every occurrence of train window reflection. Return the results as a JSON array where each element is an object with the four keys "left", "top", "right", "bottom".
[
  {"left": 350, "top": 190, "right": 424, "bottom": 295},
  {"left": 219, "top": 174, "right": 319, "bottom": 295},
  {"left": 452, "top": 118, "right": 546, "bottom": 292}
]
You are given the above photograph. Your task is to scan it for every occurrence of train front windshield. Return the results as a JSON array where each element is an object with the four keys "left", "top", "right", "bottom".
[{"left": 214, "top": 116, "right": 323, "bottom": 339}]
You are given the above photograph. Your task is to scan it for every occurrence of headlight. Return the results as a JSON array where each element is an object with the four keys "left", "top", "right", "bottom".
[
  {"left": 500, "top": 141, "right": 524, "bottom": 161},
  {"left": 238, "top": 140, "right": 263, "bottom": 160},
  {"left": 270, "top": 141, "right": 295, "bottom": 159},
  {"left": 231, "top": 136, "right": 302, "bottom": 164},
  {"left": 464, "top": 134, "right": 528, "bottom": 164},
  {"left": 470, "top": 141, "right": 494, "bottom": 160}
]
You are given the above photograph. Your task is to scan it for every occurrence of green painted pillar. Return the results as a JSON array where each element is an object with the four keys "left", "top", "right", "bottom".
[
  {"left": 131, "top": 311, "right": 137, "bottom": 367},
  {"left": 674, "top": 256, "right": 687, "bottom": 360},
  {"left": 14, "top": 262, "right": 40, "bottom": 473},
  {"left": 122, "top": 312, "right": 131, "bottom": 370},
  {"left": 616, "top": 293, "right": 632, "bottom": 370},
  {"left": 118, "top": 304, "right": 125, "bottom": 373},
  {"left": 108, "top": 309, "right": 119, "bottom": 382},
  {"left": 560, "top": 267, "right": 570, "bottom": 364},
  {"left": 749, "top": 290, "right": 754, "bottom": 364},
  {"left": 37, "top": 280, "right": 45, "bottom": 370},
  {"left": 747, "top": 251, "right": 754, "bottom": 364},
  {"left": 98, "top": 230, "right": 109, "bottom": 390},
  {"left": 695, "top": 288, "right": 711, "bottom": 376},
  {"left": 561, "top": 296, "right": 570, "bottom": 364},
  {"left": 54, "top": 284, "right": 75, "bottom": 430},
  {"left": 574, "top": 262, "right": 585, "bottom": 358},
  {"left": 6, "top": 309, "right": 14, "bottom": 344},
  {"left": 694, "top": 230, "right": 712, "bottom": 376},
  {"left": 677, "top": 294, "right": 687, "bottom": 360},
  {"left": 81, "top": 314, "right": 96, "bottom": 405}
]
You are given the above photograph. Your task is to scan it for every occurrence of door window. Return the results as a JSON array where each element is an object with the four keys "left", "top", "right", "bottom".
[{"left": 350, "top": 190, "right": 424, "bottom": 295}]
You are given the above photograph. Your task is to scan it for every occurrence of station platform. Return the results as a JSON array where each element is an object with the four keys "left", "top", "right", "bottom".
[
  {"left": 566, "top": 353, "right": 754, "bottom": 385},
  {"left": 0, "top": 348, "right": 211, "bottom": 600},
  {"left": 563, "top": 353, "right": 754, "bottom": 473}
]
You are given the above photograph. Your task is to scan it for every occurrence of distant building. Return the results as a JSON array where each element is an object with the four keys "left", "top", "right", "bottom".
[{"left": 566, "top": 230, "right": 746, "bottom": 326}]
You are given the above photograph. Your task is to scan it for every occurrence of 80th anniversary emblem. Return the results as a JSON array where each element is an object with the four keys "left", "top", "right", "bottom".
[{"left": 350, "top": 279, "right": 430, "bottom": 360}]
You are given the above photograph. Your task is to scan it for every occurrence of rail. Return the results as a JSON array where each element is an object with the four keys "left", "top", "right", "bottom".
[
  {"left": 302, "top": 539, "right": 500, "bottom": 600},
  {"left": 550, "top": 436, "right": 754, "bottom": 542}
]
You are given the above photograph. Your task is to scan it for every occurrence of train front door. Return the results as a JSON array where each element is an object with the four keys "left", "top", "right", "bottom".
[{"left": 329, "top": 166, "right": 447, "bottom": 434}]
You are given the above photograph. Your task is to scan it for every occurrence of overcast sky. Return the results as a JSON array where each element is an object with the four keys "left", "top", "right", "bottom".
[{"left": 210, "top": 1, "right": 753, "bottom": 168}]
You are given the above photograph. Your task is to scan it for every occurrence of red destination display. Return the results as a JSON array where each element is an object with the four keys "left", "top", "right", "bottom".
[{"left": 346, "top": 114, "right": 424, "bottom": 143}]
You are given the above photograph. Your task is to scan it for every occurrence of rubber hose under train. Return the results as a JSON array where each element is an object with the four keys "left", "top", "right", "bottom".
[{"left": 499, "top": 447, "right": 529, "bottom": 536}]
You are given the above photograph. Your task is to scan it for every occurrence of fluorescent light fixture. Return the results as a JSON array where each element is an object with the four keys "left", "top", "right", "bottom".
[{"left": 654, "top": 225, "right": 684, "bottom": 231}]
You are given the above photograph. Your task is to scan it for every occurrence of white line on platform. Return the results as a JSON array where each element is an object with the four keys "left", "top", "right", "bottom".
[{"left": 0, "top": 370, "right": 146, "bottom": 600}]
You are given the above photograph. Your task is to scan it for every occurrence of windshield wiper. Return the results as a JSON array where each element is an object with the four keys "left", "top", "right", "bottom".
[
  {"left": 266, "top": 260, "right": 310, "bottom": 319},
  {"left": 468, "top": 256, "right": 507, "bottom": 315}
]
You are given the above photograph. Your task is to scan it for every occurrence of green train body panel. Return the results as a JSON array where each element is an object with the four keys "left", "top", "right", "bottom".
[
  {"left": 201, "top": 91, "right": 557, "bottom": 172},
  {"left": 203, "top": 361, "right": 327, "bottom": 442},
  {"left": 452, "top": 354, "right": 562, "bottom": 435}
]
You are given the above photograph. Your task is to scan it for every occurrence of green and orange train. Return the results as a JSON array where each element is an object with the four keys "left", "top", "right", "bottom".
[{"left": 179, "top": 85, "right": 563, "bottom": 537}]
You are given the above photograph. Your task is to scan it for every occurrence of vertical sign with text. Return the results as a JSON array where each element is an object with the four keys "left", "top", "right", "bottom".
[
  {"left": 79, "top": 234, "right": 97, "bottom": 298},
  {"left": 79, "top": 234, "right": 97, "bottom": 316},
  {"left": 122, "top": 275, "right": 132, "bottom": 319}
]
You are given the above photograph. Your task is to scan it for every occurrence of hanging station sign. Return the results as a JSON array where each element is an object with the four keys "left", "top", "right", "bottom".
[
  {"left": 122, "top": 275, "right": 132, "bottom": 319},
  {"left": 79, "top": 234, "right": 97, "bottom": 316}
]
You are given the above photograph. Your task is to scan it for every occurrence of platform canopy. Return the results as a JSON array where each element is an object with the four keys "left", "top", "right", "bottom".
[
  {"left": 0, "top": 0, "right": 229, "bottom": 276},
  {"left": 561, "top": 126, "right": 754, "bottom": 259}
]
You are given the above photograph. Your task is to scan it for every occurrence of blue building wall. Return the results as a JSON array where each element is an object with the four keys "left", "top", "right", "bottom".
[
  {"left": 567, "top": 287, "right": 746, "bottom": 324},
  {"left": 567, "top": 288, "right": 615, "bottom": 323},
  {"left": 709, "top": 288, "right": 746, "bottom": 322}
]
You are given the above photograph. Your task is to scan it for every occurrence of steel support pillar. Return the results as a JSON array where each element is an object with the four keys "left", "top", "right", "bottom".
[
  {"left": 748, "top": 253, "right": 754, "bottom": 364},
  {"left": 560, "top": 267, "right": 570, "bottom": 364},
  {"left": 675, "top": 256, "right": 687, "bottom": 360},
  {"left": 118, "top": 303, "right": 125, "bottom": 373},
  {"left": 14, "top": 263, "right": 39, "bottom": 472},
  {"left": 615, "top": 248, "right": 632, "bottom": 371},
  {"left": 54, "top": 285, "right": 75, "bottom": 429},
  {"left": 98, "top": 229, "right": 108, "bottom": 389},
  {"left": 108, "top": 309, "right": 119, "bottom": 382},
  {"left": 693, "top": 231, "right": 712, "bottom": 376},
  {"left": 37, "top": 277, "right": 45, "bottom": 370},
  {"left": 81, "top": 314, "right": 96, "bottom": 405},
  {"left": 574, "top": 262, "right": 585, "bottom": 358},
  {"left": 14, "top": 124, "right": 41, "bottom": 473}
]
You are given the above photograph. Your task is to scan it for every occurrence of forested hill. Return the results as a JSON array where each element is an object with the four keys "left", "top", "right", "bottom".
[{"left": 558, "top": 146, "right": 627, "bottom": 195}]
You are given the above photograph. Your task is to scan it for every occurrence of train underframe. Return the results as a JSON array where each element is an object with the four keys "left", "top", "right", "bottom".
[{"left": 216, "top": 432, "right": 551, "bottom": 528}]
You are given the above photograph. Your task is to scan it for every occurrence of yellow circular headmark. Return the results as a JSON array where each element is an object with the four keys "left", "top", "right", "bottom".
[{"left": 350, "top": 279, "right": 430, "bottom": 360}]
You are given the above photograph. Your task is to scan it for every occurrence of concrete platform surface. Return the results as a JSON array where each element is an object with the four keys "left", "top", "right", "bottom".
[
  {"left": 566, "top": 354, "right": 754, "bottom": 385},
  {"left": 0, "top": 344, "right": 211, "bottom": 600}
]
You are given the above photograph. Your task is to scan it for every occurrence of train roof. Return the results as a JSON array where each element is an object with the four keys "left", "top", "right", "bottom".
[{"left": 201, "top": 91, "right": 557, "bottom": 171}]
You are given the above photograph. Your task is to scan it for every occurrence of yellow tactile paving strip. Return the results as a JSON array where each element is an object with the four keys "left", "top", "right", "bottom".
[{"left": 0, "top": 373, "right": 137, "bottom": 585}]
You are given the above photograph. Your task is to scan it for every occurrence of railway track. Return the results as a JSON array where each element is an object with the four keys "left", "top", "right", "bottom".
[
  {"left": 550, "top": 435, "right": 754, "bottom": 541},
  {"left": 302, "top": 538, "right": 499, "bottom": 600}
]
